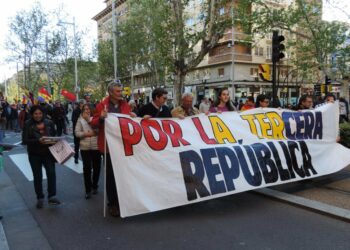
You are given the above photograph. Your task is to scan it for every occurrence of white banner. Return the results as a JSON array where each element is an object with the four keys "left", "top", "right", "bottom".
[{"left": 105, "top": 102, "right": 350, "bottom": 218}]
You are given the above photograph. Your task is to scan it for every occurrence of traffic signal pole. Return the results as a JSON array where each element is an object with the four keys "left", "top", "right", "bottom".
[{"left": 272, "top": 30, "right": 285, "bottom": 108}]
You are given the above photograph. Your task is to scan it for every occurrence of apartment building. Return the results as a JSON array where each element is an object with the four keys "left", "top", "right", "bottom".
[{"left": 93, "top": 0, "right": 320, "bottom": 106}]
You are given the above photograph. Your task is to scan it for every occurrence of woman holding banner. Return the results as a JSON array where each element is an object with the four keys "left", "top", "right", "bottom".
[
  {"left": 209, "top": 87, "right": 237, "bottom": 113},
  {"left": 75, "top": 104, "right": 101, "bottom": 199},
  {"left": 22, "top": 105, "right": 60, "bottom": 209}
]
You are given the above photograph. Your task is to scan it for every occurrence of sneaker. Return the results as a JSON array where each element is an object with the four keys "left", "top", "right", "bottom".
[
  {"left": 36, "top": 199, "right": 44, "bottom": 209},
  {"left": 48, "top": 197, "right": 61, "bottom": 205},
  {"left": 92, "top": 189, "right": 98, "bottom": 195},
  {"left": 85, "top": 193, "right": 91, "bottom": 199},
  {"left": 108, "top": 206, "right": 120, "bottom": 217},
  {"left": 74, "top": 158, "right": 79, "bottom": 164}
]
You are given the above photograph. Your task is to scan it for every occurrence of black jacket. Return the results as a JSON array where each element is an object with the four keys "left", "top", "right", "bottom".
[
  {"left": 137, "top": 103, "right": 172, "bottom": 118},
  {"left": 22, "top": 119, "right": 56, "bottom": 155}
]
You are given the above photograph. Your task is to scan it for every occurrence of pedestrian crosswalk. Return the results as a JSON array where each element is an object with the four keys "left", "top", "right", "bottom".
[{"left": 9, "top": 153, "right": 84, "bottom": 181}]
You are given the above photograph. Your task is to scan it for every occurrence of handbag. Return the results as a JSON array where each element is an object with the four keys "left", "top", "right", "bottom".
[{"left": 49, "top": 139, "right": 74, "bottom": 164}]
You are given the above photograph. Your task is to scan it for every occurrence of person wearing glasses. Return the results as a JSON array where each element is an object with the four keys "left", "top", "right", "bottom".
[
  {"left": 137, "top": 88, "right": 172, "bottom": 118},
  {"left": 90, "top": 81, "right": 136, "bottom": 217},
  {"left": 75, "top": 104, "right": 100, "bottom": 200},
  {"left": 171, "top": 92, "right": 199, "bottom": 119},
  {"left": 255, "top": 94, "right": 270, "bottom": 108}
]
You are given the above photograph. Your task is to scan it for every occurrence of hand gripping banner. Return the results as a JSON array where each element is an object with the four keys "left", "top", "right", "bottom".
[{"left": 105, "top": 102, "right": 350, "bottom": 218}]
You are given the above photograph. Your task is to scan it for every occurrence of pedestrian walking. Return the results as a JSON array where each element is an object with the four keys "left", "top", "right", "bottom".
[
  {"left": 75, "top": 104, "right": 101, "bottom": 199},
  {"left": 22, "top": 105, "right": 60, "bottom": 209},
  {"left": 72, "top": 100, "right": 85, "bottom": 164},
  {"left": 90, "top": 81, "right": 136, "bottom": 217}
]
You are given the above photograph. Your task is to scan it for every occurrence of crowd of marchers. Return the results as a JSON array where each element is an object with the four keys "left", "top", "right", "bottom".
[{"left": 0, "top": 83, "right": 348, "bottom": 218}]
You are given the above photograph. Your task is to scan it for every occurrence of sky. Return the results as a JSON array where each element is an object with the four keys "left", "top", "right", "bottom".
[
  {"left": 0, "top": 0, "right": 349, "bottom": 81},
  {"left": 0, "top": 0, "right": 105, "bottom": 80}
]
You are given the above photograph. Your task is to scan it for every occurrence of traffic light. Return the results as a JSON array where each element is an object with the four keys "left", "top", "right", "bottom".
[
  {"left": 258, "top": 64, "right": 271, "bottom": 82},
  {"left": 325, "top": 75, "right": 331, "bottom": 85},
  {"left": 272, "top": 31, "right": 285, "bottom": 63},
  {"left": 123, "top": 87, "right": 131, "bottom": 97}
]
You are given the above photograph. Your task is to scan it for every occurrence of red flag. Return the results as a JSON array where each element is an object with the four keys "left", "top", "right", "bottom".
[{"left": 61, "top": 89, "right": 76, "bottom": 102}]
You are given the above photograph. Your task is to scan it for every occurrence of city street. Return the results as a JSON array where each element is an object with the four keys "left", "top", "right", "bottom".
[{"left": 0, "top": 131, "right": 349, "bottom": 250}]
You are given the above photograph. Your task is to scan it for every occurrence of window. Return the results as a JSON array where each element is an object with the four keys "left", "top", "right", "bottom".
[
  {"left": 218, "top": 68, "right": 225, "bottom": 77},
  {"left": 254, "top": 47, "right": 263, "bottom": 56},
  {"left": 250, "top": 68, "right": 259, "bottom": 76},
  {"left": 266, "top": 46, "right": 272, "bottom": 59}
]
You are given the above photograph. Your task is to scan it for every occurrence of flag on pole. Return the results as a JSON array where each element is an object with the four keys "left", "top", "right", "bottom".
[
  {"left": 61, "top": 89, "right": 76, "bottom": 102},
  {"left": 38, "top": 87, "right": 51, "bottom": 103}
]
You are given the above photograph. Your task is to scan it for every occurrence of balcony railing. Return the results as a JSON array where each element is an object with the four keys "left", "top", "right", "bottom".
[
  {"left": 219, "top": 31, "right": 251, "bottom": 43},
  {"left": 208, "top": 52, "right": 252, "bottom": 64}
]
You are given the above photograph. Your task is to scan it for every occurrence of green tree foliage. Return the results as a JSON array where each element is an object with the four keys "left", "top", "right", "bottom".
[
  {"left": 5, "top": 2, "right": 48, "bottom": 91},
  {"left": 237, "top": 0, "right": 350, "bottom": 86},
  {"left": 116, "top": 0, "right": 232, "bottom": 105}
]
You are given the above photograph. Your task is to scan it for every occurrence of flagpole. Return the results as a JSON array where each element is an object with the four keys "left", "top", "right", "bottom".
[{"left": 103, "top": 108, "right": 107, "bottom": 218}]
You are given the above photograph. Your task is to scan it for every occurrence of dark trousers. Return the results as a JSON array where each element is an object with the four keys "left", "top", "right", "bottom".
[
  {"left": 28, "top": 154, "right": 56, "bottom": 200},
  {"left": 73, "top": 135, "right": 80, "bottom": 160},
  {"left": 55, "top": 119, "right": 65, "bottom": 136},
  {"left": 104, "top": 153, "right": 118, "bottom": 207},
  {"left": 81, "top": 150, "right": 101, "bottom": 193}
]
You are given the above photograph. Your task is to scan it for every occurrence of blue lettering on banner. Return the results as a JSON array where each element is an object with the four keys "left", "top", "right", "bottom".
[{"left": 179, "top": 141, "right": 318, "bottom": 201}]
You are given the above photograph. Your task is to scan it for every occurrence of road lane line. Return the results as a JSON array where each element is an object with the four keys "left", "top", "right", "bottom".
[
  {"left": 9, "top": 154, "right": 47, "bottom": 181},
  {"left": 62, "top": 157, "right": 83, "bottom": 174},
  {"left": 0, "top": 221, "right": 9, "bottom": 250}
]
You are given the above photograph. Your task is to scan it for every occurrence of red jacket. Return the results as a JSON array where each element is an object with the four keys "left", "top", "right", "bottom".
[{"left": 90, "top": 96, "right": 131, "bottom": 153}]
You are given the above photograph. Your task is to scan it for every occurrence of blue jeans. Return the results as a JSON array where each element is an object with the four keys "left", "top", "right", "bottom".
[{"left": 28, "top": 154, "right": 56, "bottom": 200}]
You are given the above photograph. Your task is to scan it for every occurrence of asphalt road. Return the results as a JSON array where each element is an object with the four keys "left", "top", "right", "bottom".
[{"left": 1, "top": 132, "right": 349, "bottom": 250}]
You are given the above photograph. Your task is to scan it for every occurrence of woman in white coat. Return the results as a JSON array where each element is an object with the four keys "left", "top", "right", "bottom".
[{"left": 75, "top": 104, "right": 101, "bottom": 199}]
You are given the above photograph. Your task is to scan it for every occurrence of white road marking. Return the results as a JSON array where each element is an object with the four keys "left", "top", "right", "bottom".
[
  {"left": 9, "top": 153, "right": 84, "bottom": 181},
  {"left": 9, "top": 154, "right": 47, "bottom": 181},
  {"left": 0, "top": 222, "right": 9, "bottom": 250},
  {"left": 63, "top": 157, "right": 83, "bottom": 174}
]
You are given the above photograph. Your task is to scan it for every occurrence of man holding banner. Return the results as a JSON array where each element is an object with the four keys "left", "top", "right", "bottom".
[{"left": 90, "top": 81, "right": 136, "bottom": 217}]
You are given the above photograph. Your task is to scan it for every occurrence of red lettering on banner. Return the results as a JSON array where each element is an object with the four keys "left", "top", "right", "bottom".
[
  {"left": 162, "top": 120, "right": 191, "bottom": 147},
  {"left": 141, "top": 119, "right": 168, "bottom": 151},
  {"left": 119, "top": 117, "right": 142, "bottom": 156},
  {"left": 192, "top": 117, "right": 217, "bottom": 145}
]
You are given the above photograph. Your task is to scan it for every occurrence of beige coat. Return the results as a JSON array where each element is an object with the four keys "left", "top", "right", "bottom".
[
  {"left": 171, "top": 106, "right": 200, "bottom": 118},
  {"left": 75, "top": 116, "right": 98, "bottom": 150}
]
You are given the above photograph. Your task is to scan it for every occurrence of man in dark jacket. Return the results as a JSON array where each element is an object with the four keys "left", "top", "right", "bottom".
[{"left": 137, "top": 88, "right": 172, "bottom": 118}]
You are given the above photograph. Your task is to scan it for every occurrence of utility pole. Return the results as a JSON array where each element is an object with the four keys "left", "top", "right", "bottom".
[
  {"left": 45, "top": 35, "right": 52, "bottom": 95},
  {"left": 112, "top": 1, "right": 118, "bottom": 80},
  {"left": 230, "top": 0, "right": 235, "bottom": 100}
]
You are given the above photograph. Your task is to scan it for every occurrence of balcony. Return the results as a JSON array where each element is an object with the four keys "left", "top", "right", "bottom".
[
  {"left": 208, "top": 52, "right": 252, "bottom": 64},
  {"left": 219, "top": 31, "right": 251, "bottom": 43}
]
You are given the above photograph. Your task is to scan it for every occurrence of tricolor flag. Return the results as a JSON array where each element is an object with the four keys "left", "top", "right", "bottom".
[{"left": 38, "top": 87, "right": 51, "bottom": 103}]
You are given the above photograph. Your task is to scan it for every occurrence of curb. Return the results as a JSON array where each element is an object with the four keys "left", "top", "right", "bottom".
[{"left": 255, "top": 188, "right": 350, "bottom": 221}]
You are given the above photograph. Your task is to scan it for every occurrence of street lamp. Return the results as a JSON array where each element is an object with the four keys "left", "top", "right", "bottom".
[{"left": 58, "top": 17, "right": 79, "bottom": 100}]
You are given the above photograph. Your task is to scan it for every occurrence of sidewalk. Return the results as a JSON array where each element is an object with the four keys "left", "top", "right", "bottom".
[
  {"left": 0, "top": 166, "right": 52, "bottom": 250},
  {"left": 259, "top": 165, "right": 350, "bottom": 221}
]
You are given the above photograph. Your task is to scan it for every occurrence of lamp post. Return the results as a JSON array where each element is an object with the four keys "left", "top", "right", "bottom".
[
  {"left": 230, "top": 0, "right": 236, "bottom": 101},
  {"left": 58, "top": 17, "right": 79, "bottom": 100}
]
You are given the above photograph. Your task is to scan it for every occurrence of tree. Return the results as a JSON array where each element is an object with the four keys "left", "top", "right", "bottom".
[
  {"left": 116, "top": 0, "right": 232, "bottom": 105},
  {"left": 236, "top": 0, "right": 350, "bottom": 96},
  {"left": 5, "top": 2, "right": 48, "bottom": 92}
]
